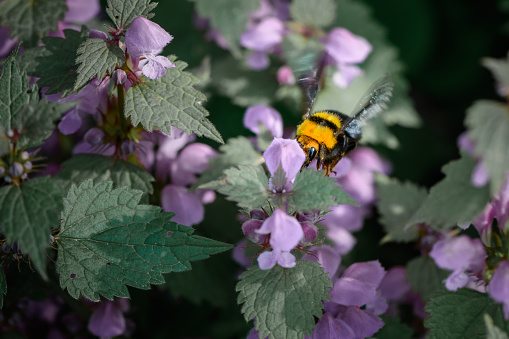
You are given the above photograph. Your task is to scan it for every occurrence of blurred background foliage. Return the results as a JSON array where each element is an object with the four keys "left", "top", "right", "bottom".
[{"left": 4, "top": 1, "right": 504, "bottom": 338}]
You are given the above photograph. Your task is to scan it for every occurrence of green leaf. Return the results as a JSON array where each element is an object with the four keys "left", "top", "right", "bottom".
[
  {"left": 211, "top": 55, "right": 279, "bottom": 107},
  {"left": 106, "top": 0, "right": 156, "bottom": 29},
  {"left": 0, "top": 0, "right": 66, "bottom": 49},
  {"left": 192, "top": 0, "right": 259, "bottom": 58},
  {"left": 409, "top": 154, "right": 490, "bottom": 230},
  {"left": 14, "top": 99, "right": 76, "bottom": 148},
  {"left": 30, "top": 27, "right": 90, "bottom": 98},
  {"left": 0, "top": 177, "right": 64, "bottom": 280},
  {"left": 0, "top": 47, "right": 30, "bottom": 130},
  {"left": 200, "top": 164, "right": 269, "bottom": 210},
  {"left": 482, "top": 54, "right": 509, "bottom": 89},
  {"left": 56, "top": 154, "right": 154, "bottom": 203},
  {"left": 374, "top": 317, "right": 414, "bottom": 339},
  {"left": 15, "top": 46, "right": 48, "bottom": 74},
  {"left": 0, "top": 270, "right": 6, "bottom": 309},
  {"left": 124, "top": 56, "right": 223, "bottom": 143},
  {"left": 74, "top": 38, "right": 125, "bottom": 91},
  {"left": 271, "top": 164, "right": 287, "bottom": 191},
  {"left": 376, "top": 175, "right": 425, "bottom": 243},
  {"left": 289, "top": 0, "right": 336, "bottom": 29},
  {"left": 485, "top": 314, "right": 509, "bottom": 339},
  {"left": 193, "top": 136, "right": 263, "bottom": 188},
  {"left": 289, "top": 169, "right": 357, "bottom": 213},
  {"left": 406, "top": 256, "right": 448, "bottom": 301},
  {"left": 237, "top": 260, "right": 331, "bottom": 339},
  {"left": 425, "top": 289, "right": 509, "bottom": 339},
  {"left": 56, "top": 179, "right": 232, "bottom": 301},
  {"left": 466, "top": 100, "right": 509, "bottom": 195}
]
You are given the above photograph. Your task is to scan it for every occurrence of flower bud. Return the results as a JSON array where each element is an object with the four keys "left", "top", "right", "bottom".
[
  {"left": 249, "top": 209, "right": 267, "bottom": 220},
  {"left": 9, "top": 162, "right": 24, "bottom": 177},
  {"left": 242, "top": 219, "right": 268, "bottom": 244},
  {"left": 300, "top": 222, "right": 318, "bottom": 245},
  {"left": 84, "top": 128, "right": 105, "bottom": 146}
]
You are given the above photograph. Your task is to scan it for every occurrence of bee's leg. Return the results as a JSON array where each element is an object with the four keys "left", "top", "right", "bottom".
[
  {"left": 319, "top": 144, "right": 329, "bottom": 175},
  {"left": 328, "top": 156, "right": 342, "bottom": 176}
]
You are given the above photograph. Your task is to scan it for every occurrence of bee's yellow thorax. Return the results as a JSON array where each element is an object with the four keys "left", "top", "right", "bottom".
[{"left": 296, "top": 111, "right": 343, "bottom": 150}]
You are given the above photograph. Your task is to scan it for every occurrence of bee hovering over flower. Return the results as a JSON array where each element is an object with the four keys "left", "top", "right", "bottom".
[{"left": 295, "top": 54, "right": 394, "bottom": 176}]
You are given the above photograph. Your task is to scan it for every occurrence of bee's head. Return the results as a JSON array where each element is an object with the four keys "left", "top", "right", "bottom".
[{"left": 297, "top": 135, "right": 319, "bottom": 164}]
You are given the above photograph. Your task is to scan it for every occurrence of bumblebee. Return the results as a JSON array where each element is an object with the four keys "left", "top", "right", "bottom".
[{"left": 296, "top": 70, "right": 394, "bottom": 176}]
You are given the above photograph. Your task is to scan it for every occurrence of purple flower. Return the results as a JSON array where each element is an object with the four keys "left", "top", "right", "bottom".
[
  {"left": 244, "top": 105, "right": 283, "bottom": 138},
  {"left": 302, "top": 245, "right": 341, "bottom": 277},
  {"left": 378, "top": 266, "right": 411, "bottom": 301},
  {"left": 0, "top": 25, "right": 17, "bottom": 60},
  {"left": 161, "top": 185, "right": 204, "bottom": 226},
  {"left": 83, "top": 127, "right": 105, "bottom": 146},
  {"left": 88, "top": 299, "right": 128, "bottom": 337},
  {"left": 256, "top": 209, "right": 304, "bottom": 269},
  {"left": 489, "top": 260, "right": 509, "bottom": 319},
  {"left": 277, "top": 65, "right": 295, "bottom": 85},
  {"left": 232, "top": 239, "right": 252, "bottom": 267},
  {"left": 316, "top": 261, "right": 386, "bottom": 338},
  {"left": 457, "top": 132, "right": 490, "bottom": 187},
  {"left": 242, "top": 219, "right": 269, "bottom": 244},
  {"left": 64, "top": 0, "right": 100, "bottom": 23},
  {"left": 58, "top": 109, "right": 83, "bottom": 135},
  {"left": 263, "top": 138, "right": 305, "bottom": 189},
  {"left": 125, "top": 17, "right": 175, "bottom": 79},
  {"left": 246, "top": 50, "right": 270, "bottom": 70},
  {"left": 323, "top": 28, "right": 371, "bottom": 88},
  {"left": 240, "top": 17, "right": 285, "bottom": 51},
  {"left": 429, "top": 235, "right": 486, "bottom": 291}
]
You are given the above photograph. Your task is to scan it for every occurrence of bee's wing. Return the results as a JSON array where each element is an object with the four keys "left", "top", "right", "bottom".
[
  {"left": 348, "top": 74, "right": 394, "bottom": 126},
  {"left": 295, "top": 52, "right": 327, "bottom": 117}
]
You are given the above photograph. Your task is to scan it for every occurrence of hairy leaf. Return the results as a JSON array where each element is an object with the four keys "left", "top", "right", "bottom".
[
  {"left": 482, "top": 54, "right": 509, "bottom": 89},
  {"left": 466, "top": 100, "right": 509, "bottom": 195},
  {"left": 31, "top": 27, "right": 90, "bottom": 98},
  {"left": 56, "top": 180, "right": 232, "bottom": 301},
  {"left": 410, "top": 154, "right": 490, "bottom": 230},
  {"left": 237, "top": 260, "right": 331, "bottom": 339},
  {"left": 0, "top": 0, "right": 66, "bottom": 48},
  {"left": 194, "top": 136, "right": 263, "bottom": 188},
  {"left": 200, "top": 165, "right": 269, "bottom": 210},
  {"left": 376, "top": 175, "right": 425, "bottom": 243},
  {"left": 124, "top": 57, "right": 222, "bottom": 143},
  {"left": 106, "top": 0, "right": 157, "bottom": 29},
  {"left": 0, "top": 47, "right": 30, "bottom": 130},
  {"left": 192, "top": 0, "right": 259, "bottom": 58},
  {"left": 0, "top": 177, "right": 64, "bottom": 280},
  {"left": 56, "top": 154, "right": 154, "bottom": 203},
  {"left": 211, "top": 56, "right": 278, "bottom": 107},
  {"left": 15, "top": 100, "right": 76, "bottom": 148},
  {"left": 425, "top": 289, "right": 509, "bottom": 339},
  {"left": 485, "top": 314, "right": 509, "bottom": 339},
  {"left": 406, "top": 256, "right": 448, "bottom": 301},
  {"left": 74, "top": 38, "right": 125, "bottom": 91},
  {"left": 290, "top": 0, "right": 336, "bottom": 29},
  {"left": 289, "top": 169, "right": 357, "bottom": 213},
  {"left": 375, "top": 317, "right": 414, "bottom": 339}
]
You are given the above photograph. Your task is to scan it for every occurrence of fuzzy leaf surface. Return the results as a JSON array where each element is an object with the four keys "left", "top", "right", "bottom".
[
  {"left": 14, "top": 100, "right": 76, "bottom": 148},
  {"left": 200, "top": 165, "right": 269, "bottom": 210},
  {"left": 74, "top": 38, "right": 125, "bottom": 91},
  {"left": 124, "top": 57, "right": 222, "bottom": 143},
  {"left": 290, "top": 0, "right": 336, "bottom": 28},
  {"left": 406, "top": 256, "right": 448, "bottom": 301},
  {"left": 410, "top": 154, "right": 490, "bottom": 230},
  {"left": 485, "top": 314, "right": 509, "bottom": 339},
  {"left": 0, "top": 48, "right": 30, "bottom": 130},
  {"left": 31, "top": 28, "right": 90, "bottom": 98},
  {"left": 56, "top": 154, "right": 154, "bottom": 203},
  {"left": 376, "top": 175, "right": 425, "bottom": 243},
  {"left": 289, "top": 169, "right": 357, "bottom": 213},
  {"left": 106, "top": 0, "right": 156, "bottom": 29},
  {"left": 425, "top": 289, "right": 509, "bottom": 339},
  {"left": 193, "top": 0, "right": 259, "bottom": 58},
  {"left": 466, "top": 100, "right": 509, "bottom": 195},
  {"left": 0, "top": 177, "right": 64, "bottom": 280},
  {"left": 56, "top": 180, "right": 231, "bottom": 301},
  {"left": 193, "top": 136, "right": 262, "bottom": 188},
  {"left": 237, "top": 260, "right": 331, "bottom": 339},
  {"left": 0, "top": 0, "right": 66, "bottom": 48},
  {"left": 211, "top": 56, "right": 278, "bottom": 107}
]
